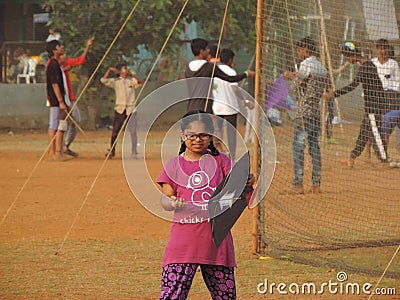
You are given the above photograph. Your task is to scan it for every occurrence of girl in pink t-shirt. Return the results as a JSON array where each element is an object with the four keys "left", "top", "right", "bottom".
[{"left": 157, "top": 110, "right": 254, "bottom": 300}]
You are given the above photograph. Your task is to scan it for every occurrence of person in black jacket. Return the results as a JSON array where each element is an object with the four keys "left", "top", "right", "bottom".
[
  {"left": 323, "top": 41, "right": 388, "bottom": 167},
  {"left": 185, "top": 38, "right": 254, "bottom": 113}
]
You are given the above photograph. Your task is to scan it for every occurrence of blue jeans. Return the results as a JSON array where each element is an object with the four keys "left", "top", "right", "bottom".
[
  {"left": 292, "top": 117, "right": 321, "bottom": 187},
  {"left": 381, "top": 110, "right": 400, "bottom": 137},
  {"left": 397, "top": 126, "right": 400, "bottom": 150},
  {"left": 65, "top": 103, "right": 81, "bottom": 148}
]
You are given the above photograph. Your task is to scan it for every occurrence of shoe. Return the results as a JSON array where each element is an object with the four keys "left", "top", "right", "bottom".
[
  {"left": 340, "top": 158, "right": 354, "bottom": 168},
  {"left": 310, "top": 186, "right": 322, "bottom": 194},
  {"left": 130, "top": 153, "right": 138, "bottom": 160},
  {"left": 389, "top": 161, "right": 400, "bottom": 168},
  {"left": 105, "top": 150, "right": 115, "bottom": 159},
  {"left": 288, "top": 186, "right": 304, "bottom": 194},
  {"left": 347, "top": 158, "right": 354, "bottom": 168},
  {"left": 376, "top": 162, "right": 390, "bottom": 169},
  {"left": 50, "top": 152, "right": 67, "bottom": 162},
  {"left": 64, "top": 148, "right": 79, "bottom": 157},
  {"left": 326, "top": 137, "right": 338, "bottom": 145}
]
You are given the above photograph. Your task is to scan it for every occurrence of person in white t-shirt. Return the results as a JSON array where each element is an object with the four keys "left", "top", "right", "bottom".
[
  {"left": 372, "top": 39, "right": 400, "bottom": 153},
  {"left": 41, "top": 28, "right": 62, "bottom": 65},
  {"left": 46, "top": 28, "right": 61, "bottom": 42},
  {"left": 372, "top": 39, "right": 400, "bottom": 92},
  {"left": 212, "top": 48, "right": 249, "bottom": 161},
  {"left": 101, "top": 63, "right": 142, "bottom": 159}
]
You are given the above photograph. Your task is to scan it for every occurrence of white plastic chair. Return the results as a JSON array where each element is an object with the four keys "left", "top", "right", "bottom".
[{"left": 17, "top": 58, "right": 38, "bottom": 84}]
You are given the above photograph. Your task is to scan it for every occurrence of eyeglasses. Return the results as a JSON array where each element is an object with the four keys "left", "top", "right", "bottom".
[
  {"left": 340, "top": 41, "right": 356, "bottom": 51},
  {"left": 183, "top": 132, "right": 211, "bottom": 141}
]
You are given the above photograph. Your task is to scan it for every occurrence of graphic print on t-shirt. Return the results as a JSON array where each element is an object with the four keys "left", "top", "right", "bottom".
[{"left": 186, "top": 170, "right": 216, "bottom": 210}]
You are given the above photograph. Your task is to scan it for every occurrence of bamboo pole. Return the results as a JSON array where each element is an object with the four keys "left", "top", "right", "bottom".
[
  {"left": 252, "top": 0, "right": 264, "bottom": 255},
  {"left": 319, "top": 15, "right": 327, "bottom": 143},
  {"left": 317, "top": 0, "right": 344, "bottom": 133}
]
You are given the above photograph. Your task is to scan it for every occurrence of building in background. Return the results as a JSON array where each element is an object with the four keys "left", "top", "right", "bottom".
[{"left": 0, "top": 1, "right": 48, "bottom": 82}]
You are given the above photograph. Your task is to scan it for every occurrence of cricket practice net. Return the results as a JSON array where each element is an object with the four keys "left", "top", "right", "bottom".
[{"left": 256, "top": 0, "right": 400, "bottom": 278}]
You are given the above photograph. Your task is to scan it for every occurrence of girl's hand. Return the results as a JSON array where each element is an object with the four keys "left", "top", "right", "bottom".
[
  {"left": 170, "top": 196, "right": 186, "bottom": 210},
  {"left": 246, "top": 173, "right": 255, "bottom": 186}
]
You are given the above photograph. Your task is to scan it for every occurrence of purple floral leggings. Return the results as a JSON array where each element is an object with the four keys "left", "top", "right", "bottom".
[{"left": 159, "top": 263, "right": 236, "bottom": 300}]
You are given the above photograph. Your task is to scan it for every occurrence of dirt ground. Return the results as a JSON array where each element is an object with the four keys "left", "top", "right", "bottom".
[{"left": 0, "top": 128, "right": 399, "bottom": 299}]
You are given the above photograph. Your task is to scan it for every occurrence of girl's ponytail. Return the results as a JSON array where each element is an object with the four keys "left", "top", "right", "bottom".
[
  {"left": 208, "top": 140, "right": 219, "bottom": 156},
  {"left": 178, "top": 139, "right": 186, "bottom": 154}
]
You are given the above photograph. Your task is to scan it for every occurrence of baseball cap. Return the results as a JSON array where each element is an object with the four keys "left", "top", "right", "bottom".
[{"left": 339, "top": 41, "right": 362, "bottom": 57}]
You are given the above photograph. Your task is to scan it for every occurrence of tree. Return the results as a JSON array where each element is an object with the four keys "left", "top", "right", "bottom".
[
  {"left": 42, "top": 0, "right": 256, "bottom": 75},
  {"left": 41, "top": 0, "right": 256, "bottom": 127}
]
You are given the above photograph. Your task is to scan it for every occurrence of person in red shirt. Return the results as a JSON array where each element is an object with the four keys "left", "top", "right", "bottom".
[{"left": 62, "top": 36, "right": 95, "bottom": 157}]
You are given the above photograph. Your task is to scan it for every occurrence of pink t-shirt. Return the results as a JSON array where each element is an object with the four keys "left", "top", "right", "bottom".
[{"left": 157, "top": 153, "right": 236, "bottom": 267}]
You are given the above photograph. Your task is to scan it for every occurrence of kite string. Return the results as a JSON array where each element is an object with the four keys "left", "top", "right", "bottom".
[
  {"left": 284, "top": 0, "right": 303, "bottom": 131},
  {"left": 0, "top": 0, "right": 142, "bottom": 229},
  {"left": 134, "top": 0, "right": 190, "bottom": 102},
  {"left": 103, "top": 0, "right": 190, "bottom": 162},
  {"left": 59, "top": 0, "right": 144, "bottom": 139},
  {"left": 205, "top": 0, "right": 231, "bottom": 111},
  {"left": 316, "top": 0, "right": 344, "bottom": 134},
  {"left": 367, "top": 245, "right": 399, "bottom": 300},
  {"left": 55, "top": 0, "right": 190, "bottom": 255},
  {"left": 66, "top": 0, "right": 142, "bottom": 123},
  {"left": 0, "top": 141, "right": 54, "bottom": 227},
  {"left": 52, "top": 0, "right": 143, "bottom": 146}
]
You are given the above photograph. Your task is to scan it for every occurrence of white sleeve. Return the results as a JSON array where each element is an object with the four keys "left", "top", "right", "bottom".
[
  {"left": 297, "top": 60, "right": 311, "bottom": 83},
  {"left": 100, "top": 77, "right": 115, "bottom": 88},
  {"left": 393, "top": 60, "right": 400, "bottom": 91}
]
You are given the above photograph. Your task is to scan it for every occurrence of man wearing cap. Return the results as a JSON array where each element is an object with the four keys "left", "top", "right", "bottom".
[
  {"left": 323, "top": 41, "right": 388, "bottom": 167},
  {"left": 284, "top": 36, "right": 328, "bottom": 194}
]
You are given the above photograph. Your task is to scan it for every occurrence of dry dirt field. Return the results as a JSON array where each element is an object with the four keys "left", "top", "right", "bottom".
[{"left": 0, "top": 127, "right": 399, "bottom": 299}]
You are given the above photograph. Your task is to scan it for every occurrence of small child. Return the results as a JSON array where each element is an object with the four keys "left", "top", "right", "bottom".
[{"left": 157, "top": 110, "right": 254, "bottom": 299}]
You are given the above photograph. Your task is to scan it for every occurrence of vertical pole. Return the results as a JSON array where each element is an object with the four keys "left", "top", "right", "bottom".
[
  {"left": 320, "top": 18, "right": 327, "bottom": 143},
  {"left": 318, "top": 0, "right": 343, "bottom": 133},
  {"left": 252, "top": 0, "right": 264, "bottom": 255}
]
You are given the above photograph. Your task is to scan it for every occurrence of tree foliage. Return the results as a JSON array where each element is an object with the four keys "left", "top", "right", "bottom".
[{"left": 42, "top": 0, "right": 256, "bottom": 75}]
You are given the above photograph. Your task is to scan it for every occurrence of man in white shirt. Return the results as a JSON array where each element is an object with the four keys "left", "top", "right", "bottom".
[
  {"left": 101, "top": 64, "right": 142, "bottom": 159},
  {"left": 372, "top": 39, "right": 400, "bottom": 153},
  {"left": 46, "top": 28, "right": 61, "bottom": 42},
  {"left": 372, "top": 39, "right": 400, "bottom": 92},
  {"left": 212, "top": 48, "right": 249, "bottom": 161},
  {"left": 41, "top": 29, "right": 62, "bottom": 65}
]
